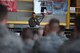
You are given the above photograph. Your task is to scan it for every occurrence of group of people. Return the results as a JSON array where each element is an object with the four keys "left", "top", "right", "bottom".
[{"left": 0, "top": 4, "right": 80, "bottom": 53}]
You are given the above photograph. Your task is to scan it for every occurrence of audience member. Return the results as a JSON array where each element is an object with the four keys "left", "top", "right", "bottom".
[
  {"left": 33, "top": 18, "right": 64, "bottom": 53},
  {"left": 21, "top": 28, "right": 34, "bottom": 53},
  {"left": 0, "top": 4, "right": 24, "bottom": 53},
  {"left": 59, "top": 15, "right": 80, "bottom": 53},
  {"left": 43, "top": 24, "right": 50, "bottom": 36}
]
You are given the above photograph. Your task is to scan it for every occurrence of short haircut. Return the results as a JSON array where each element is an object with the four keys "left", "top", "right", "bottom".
[
  {"left": 32, "top": 12, "right": 35, "bottom": 14},
  {"left": 0, "top": 4, "right": 8, "bottom": 21},
  {"left": 21, "top": 28, "right": 33, "bottom": 40},
  {"left": 75, "top": 15, "right": 80, "bottom": 32},
  {"left": 49, "top": 18, "right": 60, "bottom": 26}
]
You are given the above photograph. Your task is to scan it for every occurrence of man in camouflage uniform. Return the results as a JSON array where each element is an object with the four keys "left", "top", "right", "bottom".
[
  {"left": 33, "top": 18, "right": 64, "bottom": 53},
  {"left": 0, "top": 4, "right": 25, "bottom": 53}
]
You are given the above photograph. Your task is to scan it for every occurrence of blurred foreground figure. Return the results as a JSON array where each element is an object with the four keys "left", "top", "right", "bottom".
[
  {"left": 59, "top": 15, "right": 80, "bottom": 53},
  {"left": 0, "top": 4, "right": 24, "bottom": 53},
  {"left": 21, "top": 28, "right": 34, "bottom": 53},
  {"left": 33, "top": 18, "right": 64, "bottom": 53}
]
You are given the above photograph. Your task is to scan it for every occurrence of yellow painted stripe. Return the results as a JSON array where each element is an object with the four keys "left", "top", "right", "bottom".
[
  {"left": 71, "top": 12, "right": 80, "bottom": 14},
  {"left": 7, "top": 21, "right": 74, "bottom": 26},
  {"left": 7, "top": 21, "right": 28, "bottom": 24},
  {"left": 18, "top": 0, "right": 33, "bottom": 2},
  {"left": 75, "top": 7, "right": 80, "bottom": 8},
  {"left": 17, "top": 10, "right": 33, "bottom": 12}
]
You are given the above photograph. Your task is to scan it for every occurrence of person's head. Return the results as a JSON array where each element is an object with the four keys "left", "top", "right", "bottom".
[
  {"left": 21, "top": 28, "right": 33, "bottom": 40},
  {"left": 32, "top": 12, "right": 36, "bottom": 18},
  {"left": 49, "top": 18, "right": 60, "bottom": 33},
  {"left": 0, "top": 4, "right": 8, "bottom": 25}
]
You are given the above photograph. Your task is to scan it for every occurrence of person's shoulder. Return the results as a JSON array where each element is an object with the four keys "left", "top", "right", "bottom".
[
  {"left": 29, "top": 17, "right": 33, "bottom": 21},
  {"left": 60, "top": 40, "right": 80, "bottom": 53},
  {"left": 0, "top": 32, "right": 23, "bottom": 46},
  {"left": 9, "top": 32, "right": 24, "bottom": 46},
  {"left": 58, "top": 39, "right": 79, "bottom": 53},
  {"left": 34, "top": 36, "right": 51, "bottom": 47},
  {"left": 39, "top": 36, "right": 51, "bottom": 42},
  {"left": 70, "top": 39, "right": 80, "bottom": 47}
]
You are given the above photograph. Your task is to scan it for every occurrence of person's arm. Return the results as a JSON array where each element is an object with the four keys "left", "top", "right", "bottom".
[{"left": 35, "top": 18, "right": 40, "bottom": 25}]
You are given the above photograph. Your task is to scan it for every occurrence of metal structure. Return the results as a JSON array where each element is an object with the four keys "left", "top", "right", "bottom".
[{"left": 66, "top": 0, "right": 70, "bottom": 29}]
